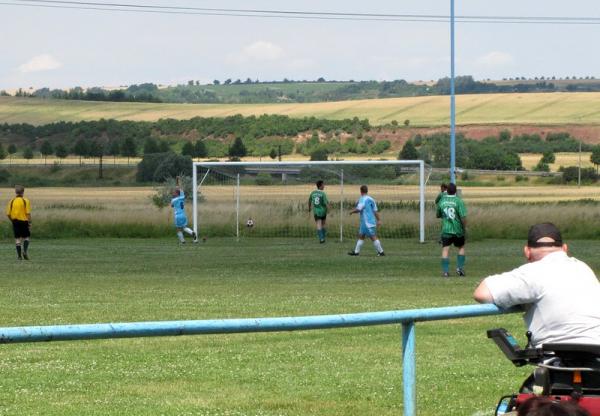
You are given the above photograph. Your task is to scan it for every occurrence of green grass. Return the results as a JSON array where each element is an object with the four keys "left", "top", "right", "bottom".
[
  {"left": 3, "top": 238, "right": 600, "bottom": 415},
  {"left": 3, "top": 92, "right": 600, "bottom": 126}
]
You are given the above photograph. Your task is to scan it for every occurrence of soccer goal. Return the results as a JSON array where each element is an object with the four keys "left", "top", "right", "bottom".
[{"left": 192, "top": 160, "right": 429, "bottom": 243}]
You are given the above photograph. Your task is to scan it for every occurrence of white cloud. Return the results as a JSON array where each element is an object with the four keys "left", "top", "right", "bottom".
[
  {"left": 243, "top": 41, "right": 283, "bottom": 61},
  {"left": 228, "top": 41, "right": 284, "bottom": 64},
  {"left": 17, "top": 54, "right": 62, "bottom": 73},
  {"left": 475, "top": 51, "right": 515, "bottom": 67}
]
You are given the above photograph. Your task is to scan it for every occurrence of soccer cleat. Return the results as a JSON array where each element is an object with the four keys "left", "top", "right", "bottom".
[
  {"left": 23, "top": 253, "right": 29, "bottom": 260},
  {"left": 377, "top": 251, "right": 385, "bottom": 256},
  {"left": 442, "top": 272, "right": 450, "bottom": 278},
  {"left": 192, "top": 232, "right": 199, "bottom": 243},
  {"left": 347, "top": 251, "right": 359, "bottom": 256},
  {"left": 320, "top": 239, "right": 325, "bottom": 244},
  {"left": 456, "top": 268, "right": 466, "bottom": 277}
]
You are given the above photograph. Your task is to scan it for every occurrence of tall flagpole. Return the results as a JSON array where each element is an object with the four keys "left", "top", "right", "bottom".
[{"left": 450, "top": 0, "right": 457, "bottom": 184}]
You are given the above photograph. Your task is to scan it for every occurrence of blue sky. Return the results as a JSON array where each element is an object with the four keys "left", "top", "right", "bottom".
[{"left": 0, "top": 0, "right": 597, "bottom": 89}]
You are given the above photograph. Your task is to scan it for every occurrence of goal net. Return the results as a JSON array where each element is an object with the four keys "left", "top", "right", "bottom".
[{"left": 192, "top": 160, "right": 430, "bottom": 242}]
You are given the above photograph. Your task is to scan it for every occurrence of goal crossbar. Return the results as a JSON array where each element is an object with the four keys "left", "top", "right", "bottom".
[{"left": 192, "top": 160, "right": 426, "bottom": 243}]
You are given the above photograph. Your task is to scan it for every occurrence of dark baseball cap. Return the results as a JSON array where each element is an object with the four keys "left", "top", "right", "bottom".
[{"left": 527, "top": 223, "right": 563, "bottom": 247}]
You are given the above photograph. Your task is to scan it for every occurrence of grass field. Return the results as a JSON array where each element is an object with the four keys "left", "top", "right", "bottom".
[
  {"left": 3, "top": 92, "right": 600, "bottom": 126},
  {"left": 7, "top": 237, "right": 598, "bottom": 415},
  {"left": 6, "top": 185, "right": 600, "bottom": 240}
]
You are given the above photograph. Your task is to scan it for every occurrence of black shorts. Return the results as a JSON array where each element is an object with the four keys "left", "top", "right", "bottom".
[
  {"left": 314, "top": 214, "right": 327, "bottom": 221},
  {"left": 12, "top": 220, "right": 30, "bottom": 239},
  {"left": 441, "top": 234, "right": 465, "bottom": 248}
]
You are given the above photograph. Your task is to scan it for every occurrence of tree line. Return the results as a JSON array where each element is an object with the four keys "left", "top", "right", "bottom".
[{"left": 10, "top": 76, "right": 600, "bottom": 105}]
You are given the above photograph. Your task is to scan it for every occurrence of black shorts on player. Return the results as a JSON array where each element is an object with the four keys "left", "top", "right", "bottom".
[
  {"left": 314, "top": 214, "right": 327, "bottom": 222},
  {"left": 441, "top": 234, "right": 465, "bottom": 248},
  {"left": 12, "top": 220, "right": 30, "bottom": 239}
]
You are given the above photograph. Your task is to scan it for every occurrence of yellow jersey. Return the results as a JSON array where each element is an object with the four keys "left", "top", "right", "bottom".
[{"left": 6, "top": 196, "right": 31, "bottom": 221}]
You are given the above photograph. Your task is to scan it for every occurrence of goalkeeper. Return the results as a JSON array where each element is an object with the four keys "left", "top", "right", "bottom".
[
  {"left": 171, "top": 176, "right": 198, "bottom": 244},
  {"left": 308, "top": 180, "right": 329, "bottom": 243}
]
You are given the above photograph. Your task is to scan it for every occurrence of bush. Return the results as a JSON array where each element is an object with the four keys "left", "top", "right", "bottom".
[
  {"left": 559, "top": 166, "right": 597, "bottom": 183},
  {"left": 0, "top": 168, "right": 11, "bottom": 184},
  {"left": 310, "top": 148, "right": 329, "bottom": 161},
  {"left": 150, "top": 175, "right": 194, "bottom": 209},
  {"left": 136, "top": 152, "right": 192, "bottom": 182},
  {"left": 255, "top": 172, "right": 273, "bottom": 185}
]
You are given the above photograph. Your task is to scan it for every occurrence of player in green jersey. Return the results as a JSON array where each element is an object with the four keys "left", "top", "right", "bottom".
[
  {"left": 436, "top": 183, "right": 467, "bottom": 278},
  {"left": 308, "top": 180, "right": 329, "bottom": 243}
]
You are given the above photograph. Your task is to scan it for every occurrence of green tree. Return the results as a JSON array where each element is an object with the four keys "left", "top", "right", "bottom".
[
  {"left": 143, "top": 137, "right": 160, "bottom": 154},
  {"left": 540, "top": 150, "right": 555, "bottom": 164},
  {"left": 309, "top": 148, "right": 328, "bottom": 161},
  {"left": 193, "top": 140, "right": 207, "bottom": 158},
  {"left": 269, "top": 148, "right": 277, "bottom": 160},
  {"left": 55, "top": 144, "right": 69, "bottom": 161},
  {"left": 228, "top": 137, "right": 247, "bottom": 159},
  {"left": 158, "top": 141, "right": 170, "bottom": 153},
  {"left": 108, "top": 140, "right": 120, "bottom": 164},
  {"left": 40, "top": 140, "right": 54, "bottom": 165},
  {"left": 591, "top": 146, "right": 600, "bottom": 173},
  {"left": 8, "top": 144, "right": 17, "bottom": 156},
  {"left": 22, "top": 147, "right": 34, "bottom": 162},
  {"left": 181, "top": 141, "right": 194, "bottom": 157},
  {"left": 0, "top": 143, "right": 6, "bottom": 160},
  {"left": 88, "top": 140, "right": 106, "bottom": 178},
  {"left": 72, "top": 138, "right": 89, "bottom": 165},
  {"left": 121, "top": 137, "right": 137, "bottom": 164},
  {"left": 399, "top": 140, "right": 418, "bottom": 160}
]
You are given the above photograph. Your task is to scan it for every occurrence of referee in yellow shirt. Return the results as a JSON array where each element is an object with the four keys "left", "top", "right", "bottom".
[{"left": 6, "top": 185, "right": 32, "bottom": 260}]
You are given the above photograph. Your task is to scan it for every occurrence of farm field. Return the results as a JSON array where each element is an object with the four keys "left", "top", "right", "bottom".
[
  {"left": 2, "top": 92, "right": 600, "bottom": 126},
  {"left": 7, "top": 237, "right": 600, "bottom": 415},
  {"left": 3, "top": 152, "right": 594, "bottom": 173}
]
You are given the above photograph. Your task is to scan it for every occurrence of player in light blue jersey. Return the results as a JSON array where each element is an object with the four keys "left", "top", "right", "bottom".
[
  {"left": 171, "top": 176, "right": 198, "bottom": 244},
  {"left": 348, "top": 185, "right": 385, "bottom": 256}
]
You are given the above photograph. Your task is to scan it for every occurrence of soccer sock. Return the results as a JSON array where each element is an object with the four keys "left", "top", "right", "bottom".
[
  {"left": 373, "top": 239, "right": 384, "bottom": 253},
  {"left": 23, "top": 240, "right": 29, "bottom": 254},
  {"left": 16, "top": 244, "right": 22, "bottom": 258},
  {"left": 354, "top": 239, "right": 364, "bottom": 254},
  {"left": 177, "top": 231, "right": 184, "bottom": 243},
  {"left": 317, "top": 229, "right": 322, "bottom": 240},
  {"left": 457, "top": 255, "right": 466, "bottom": 269},
  {"left": 441, "top": 257, "right": 450, "bottom": 273},
  {"left": 183, "top": 227, "right": 194, "bottom": 235}
]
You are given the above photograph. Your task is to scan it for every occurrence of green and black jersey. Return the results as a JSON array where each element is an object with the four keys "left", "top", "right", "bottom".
[{"left": 436, "top": 194, "right": 467, "bottom": 237}]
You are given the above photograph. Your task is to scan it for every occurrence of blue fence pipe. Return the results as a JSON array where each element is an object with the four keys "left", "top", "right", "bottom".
[{"left": 0, "top": 304, "right": 516, "bottom": 415}]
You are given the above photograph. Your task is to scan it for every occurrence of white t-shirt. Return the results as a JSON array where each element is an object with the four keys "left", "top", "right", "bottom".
[{"left": 484, "top": 251, "right": 600, "bottom": 347}]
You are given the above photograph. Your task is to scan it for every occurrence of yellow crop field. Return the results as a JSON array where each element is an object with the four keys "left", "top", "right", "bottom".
[
  {"left": 2, "top": 92, "right": 600, "bottom": 126},
  {"left": 520, "top": 152, "right": 594, "bottom": 171}
]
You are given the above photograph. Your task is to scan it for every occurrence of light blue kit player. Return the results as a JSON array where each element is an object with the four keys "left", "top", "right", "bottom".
[
  {"left": 171, "top": 176, "right": 198, "bottom": 244},
  {"left": 348, "top": 185, "right": 385, "bottom": 256}
]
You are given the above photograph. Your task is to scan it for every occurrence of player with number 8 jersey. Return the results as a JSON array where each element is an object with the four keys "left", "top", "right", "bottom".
[
  {"left": 436, "top": 183, "right": 467, "bottom": 277},
  {"left": 308, "top": 180, "right": 329, "bottom": 243}
]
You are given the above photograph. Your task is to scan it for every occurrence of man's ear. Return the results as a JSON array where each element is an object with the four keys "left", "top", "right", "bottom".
[
  {"left": 562, "top": 243, "right": 568, "bottom": 254},
  {"left": 524, "top": 245, "right": 531, "bottom": 261}
]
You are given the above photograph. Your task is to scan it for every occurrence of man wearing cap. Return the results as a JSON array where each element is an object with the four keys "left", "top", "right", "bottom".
[{"left": 473, "top": 223, "right": 600, "bottom": 347}]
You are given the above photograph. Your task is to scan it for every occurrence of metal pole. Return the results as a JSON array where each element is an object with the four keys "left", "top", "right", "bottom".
[
  {"left": 192, "top": 165, "right": 198, "bottom": 237},
  {"left": 340, "top": 168, "right": 344, "bottom": 243},
  {"left": 402, "top": 322, "right": 417, "bottom": 416},
  {"left": 236, "top": 173, "right": 240, "bottom": 241},
  {"left": 450, "top": 0, "right": 457, "bottom": 184},
  {"left": 419, "top": 161, "right": 425, "bottom": 243}
]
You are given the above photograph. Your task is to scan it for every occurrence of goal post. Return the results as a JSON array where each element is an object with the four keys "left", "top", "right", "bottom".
[{"left": 192, "top": 160, "right": 428, "bottom": 243}]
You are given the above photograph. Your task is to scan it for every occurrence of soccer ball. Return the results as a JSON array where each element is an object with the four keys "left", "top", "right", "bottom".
[{"left": 246, "top": 218, "right": 255, "bottom": 228}]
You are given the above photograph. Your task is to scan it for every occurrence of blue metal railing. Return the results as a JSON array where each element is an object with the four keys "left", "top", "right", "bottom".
[{"left": 0, "top": 303, "right": 517, "bottom": 415}]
